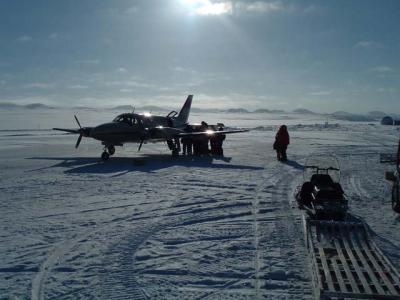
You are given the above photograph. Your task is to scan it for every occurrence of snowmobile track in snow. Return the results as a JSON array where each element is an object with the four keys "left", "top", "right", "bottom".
[{"left": 305, "top": 217, "right": 400, "bottom": 299}]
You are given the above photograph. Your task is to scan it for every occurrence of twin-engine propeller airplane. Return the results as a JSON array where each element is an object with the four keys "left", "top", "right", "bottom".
[{"left": 53, "top": 95, "right": 247, "bottom": 160}]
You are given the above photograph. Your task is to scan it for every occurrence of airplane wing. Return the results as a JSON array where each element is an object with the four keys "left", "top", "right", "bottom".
[
  {"left": 177, "top": 129, "right": 249, "bottom": 137},
  {"left": 53, "top": 128, "right": 81, "bottom": 134}
]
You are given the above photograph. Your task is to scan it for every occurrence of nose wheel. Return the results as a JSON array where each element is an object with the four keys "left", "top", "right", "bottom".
[
  {"left": 107, "top": 145, "right": 115, "bottom": 155},
  {"left": 101, "top": 145, "right": 115, "bottom": 161}
]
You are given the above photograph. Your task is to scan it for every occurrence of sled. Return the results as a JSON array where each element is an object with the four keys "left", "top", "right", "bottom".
[{"left": 304, "top": 216, "right": 400, "bottom": 299}]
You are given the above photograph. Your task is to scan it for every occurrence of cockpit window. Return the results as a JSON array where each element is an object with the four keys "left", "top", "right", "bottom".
[{"left": 113, "top": 114, "right": 139, "bottom": 126}]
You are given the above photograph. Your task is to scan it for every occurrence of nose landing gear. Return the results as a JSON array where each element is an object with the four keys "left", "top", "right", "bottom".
[
  {"left": 101, "top": 145, "right": 116, "bottom": 161},
  {"left": 101, "top": 151, "right": 110, "bottom": 161}
]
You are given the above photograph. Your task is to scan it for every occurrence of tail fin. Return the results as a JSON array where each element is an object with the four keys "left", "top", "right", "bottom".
[{"left": 175, "top": 95, "right": 192, "bottom": 125}]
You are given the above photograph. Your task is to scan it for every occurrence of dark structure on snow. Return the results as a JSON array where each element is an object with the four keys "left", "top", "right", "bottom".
[{"left": 381, "top": 116, "right": 400, "bottom": 125}]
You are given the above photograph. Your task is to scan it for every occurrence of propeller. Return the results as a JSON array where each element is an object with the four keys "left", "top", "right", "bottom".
[
  {"left": 74, "top": 115, "right": 86, "bottom": 149},
  {"left": 138, "top": 138, "right": 144, "bottom": 151},
  {"left": 76, "top": 134, "right": 83, "bottom": 149}
]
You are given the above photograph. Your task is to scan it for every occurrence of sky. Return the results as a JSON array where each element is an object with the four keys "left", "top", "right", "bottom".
[{"left": 0, "top": 0, "right": 399, "bottom": 113}]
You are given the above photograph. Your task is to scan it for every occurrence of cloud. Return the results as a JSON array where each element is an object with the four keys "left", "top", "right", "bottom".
[
  {"left": 119, "top": 88, "right": 133, "bottom": 93},
  {"left": 370, "top": 66, "right": 394, "bottom": 73},
  {"left": 16, "top": 35, "right": 33, "bottom": 43},
  {"left": 116, "top": 67, "right": 128, "bottom": 73},
  {"left": 125, "top": 6, "right": 139, "bottom": 14},
  {"left": 236, "top": 1, "right": 284, "bottom": 13},
  {"left": 106, "top": 79, "right": 155, "bottom": 89},
  {"left": 355, "top": 41, "right": 383, "bottom": 49},
  {"left": 308, "top": 90, "right": 333, "bottom": 96},
  {"left": 23, "top": 83, "right": 54, "bottom": 89},
  {"left": 76, "top": 59, "right": 100, "bottom": 65},
  {"left": 195, "top": 2, "right": 233, "bottom": 15},
  {"left": 48, "top": 33, "right": 59, "bottom": 40},
  {"left": 377, "top": 87, "right": 396, "bottom": 93},
  {"left": 181, "top": 0, "right": 296, "bottom": 16},
  {"left": 68, "top": 85, "right": 88, "bottom": 90}
]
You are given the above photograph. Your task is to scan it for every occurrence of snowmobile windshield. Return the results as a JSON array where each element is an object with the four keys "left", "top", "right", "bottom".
[{"left": 303, "top": 155, "right": 340, "bottom": 183}]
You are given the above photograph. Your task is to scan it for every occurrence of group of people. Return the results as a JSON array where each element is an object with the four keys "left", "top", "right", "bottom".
[
  {"left": 180, "top": 121, "right": 226, "bottom": 157},
  {"left": 171, "top": 122, "right": 289, "bottom": 161}
]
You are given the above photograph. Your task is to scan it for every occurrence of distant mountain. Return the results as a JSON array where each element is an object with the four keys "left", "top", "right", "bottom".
[
  {"left": 226, "top": 108, "right": 249, "bottom": 113},
  {"left": 24, "top": 103, "right": 54, "bottom": 109},
  {"left": 330, "top": 111, "right": 374, "bottom": 122},
  {"left": 72, "top": 106, "right": 97, "bottom": 111},
  {"left": 293, "top": 108, "right": 317, "bottom": 114},
  {"left": 0, "top": 102, "right": 20, "bottom": 109},
  {"left": 367, "top": 111, "right": 387, "bottom": 119},
  {"left": 139, "top": 105, "right": 168, "bottom": 112},
  {"left": 0, "top": 102, "right": 54, "bottom": 110},
  {"left": 253, "top": 109, "right": 270, "bottom": 113},
  {"left": 111, "top": 105, "right": 135, "bottom": 111}
]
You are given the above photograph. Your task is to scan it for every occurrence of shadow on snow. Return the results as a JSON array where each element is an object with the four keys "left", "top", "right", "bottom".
[
  {"left": 27, "top": 154, "right": 264, "bottom": 175},
  {"left": 282, "top": 159, "right": 305, "bottom": 170}
]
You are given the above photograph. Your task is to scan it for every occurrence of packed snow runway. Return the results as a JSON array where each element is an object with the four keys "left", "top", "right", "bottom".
[{"left": 1, "top": 112, "right": 399, "bottom": 299}]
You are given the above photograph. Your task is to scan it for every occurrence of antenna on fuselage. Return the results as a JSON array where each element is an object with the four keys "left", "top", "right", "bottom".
[{"left": 132, "top": 106, "right": 135, "bottom": 114}]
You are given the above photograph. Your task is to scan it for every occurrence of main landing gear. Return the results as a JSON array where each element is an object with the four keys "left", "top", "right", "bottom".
[
  {"left": 101, "top": 145, "right": 115, "bottom": 161},
  {"left": 167, "top": 139, "right": 180, "bottom": 157}
]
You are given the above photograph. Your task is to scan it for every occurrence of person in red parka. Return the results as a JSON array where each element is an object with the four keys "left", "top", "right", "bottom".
[{"left": 273, "top": 125, "right": 290, "bottom": 161}]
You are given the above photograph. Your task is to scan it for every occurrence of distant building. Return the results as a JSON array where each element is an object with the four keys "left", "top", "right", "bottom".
[{"left": 381, "top": 116, "right": 394, "bottom": 125}]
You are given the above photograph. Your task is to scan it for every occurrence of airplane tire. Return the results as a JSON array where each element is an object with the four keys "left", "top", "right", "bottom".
[
  {"left": 101, "top": 151, "right": 110, "bottom": 161},
  {"left": 108, "top": 146, "right": 115, "bottom": 155},
  {"left": 172, "top": 149, "right": 179, "bottom": 157}
]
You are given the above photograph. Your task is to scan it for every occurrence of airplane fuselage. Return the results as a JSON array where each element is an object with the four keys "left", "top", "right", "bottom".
[{"left": 89, "top": 113, "right": 185, "bottom": 146}]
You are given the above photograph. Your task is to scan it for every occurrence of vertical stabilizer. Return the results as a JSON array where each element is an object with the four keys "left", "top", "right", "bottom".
[{"left": 175, "top": 95, "right": 192, "bottom": 125}]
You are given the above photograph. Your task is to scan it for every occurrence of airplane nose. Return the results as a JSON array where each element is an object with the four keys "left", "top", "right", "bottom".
[{"left": 90, "top": 123, "right": 112, "bottom": 139}]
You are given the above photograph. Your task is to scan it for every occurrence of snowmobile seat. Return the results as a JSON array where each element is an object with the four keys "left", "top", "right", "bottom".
[
  {"left": 310, "top": 174, "right": 344, "bottom": 201},
  {"left": 310, "top": 174, "right": 334, "bottom": 186}
]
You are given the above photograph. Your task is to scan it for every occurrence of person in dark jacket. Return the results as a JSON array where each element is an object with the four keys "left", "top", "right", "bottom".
[
  {"left": 273, "top": 125, "right": 290, "bottom": 161},
  {"left": 181, "top": 125, "right": 193, "bottom": 155},
  {"left": 198, "top": 121, "right": 210, "bottom": 155},
  {"left": 210, "top": 126, "right": 226, "bottom": 156}
]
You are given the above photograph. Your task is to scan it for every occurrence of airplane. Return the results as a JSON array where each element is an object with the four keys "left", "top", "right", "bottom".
[{"left": 53, "top": 95, "right": 248, "bottom": 160}]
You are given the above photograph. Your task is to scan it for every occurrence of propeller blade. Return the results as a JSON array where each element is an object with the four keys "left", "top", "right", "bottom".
[
  {"left": 138, "top": 139, "right": 144, "bottom": 151},
  {"left": 75, "top": 134, "right": 83, "bottom": 149},
  {"left": 74, "top": 115, "right": 82, "bottom": 129}
]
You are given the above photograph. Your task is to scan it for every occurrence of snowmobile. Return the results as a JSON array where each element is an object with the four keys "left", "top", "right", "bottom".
[
  {"left": 385, "top": 138, "right": 400, "bottom": 213},
  {"left": 295, "top": 156, "right": 348, "bottom": 220}
]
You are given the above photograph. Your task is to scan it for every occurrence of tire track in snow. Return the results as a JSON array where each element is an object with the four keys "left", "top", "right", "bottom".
[
  {"left": 260, "top": 160, "right": 312, "bottom": 299},
  {"left": 31, "top": 229, "right": 97, "bottom": 300},
  {"left": 30, "top": 174, "right": 182, "bottom": 299}
]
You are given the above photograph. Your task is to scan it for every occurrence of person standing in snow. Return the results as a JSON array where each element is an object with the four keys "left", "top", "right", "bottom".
[
  {"left": 273, "top": 125, "right": 290, "bottom": 161},
  {"left": 210, "top": 126, "right": 226, "bottom": 156},
  {"left": 181, "top": 124, "right": 193, "bottom": 155}
]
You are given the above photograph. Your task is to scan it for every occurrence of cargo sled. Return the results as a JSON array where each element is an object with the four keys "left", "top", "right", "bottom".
[{"left": 295, "top": 156, "right": 348, "bottom": 220}]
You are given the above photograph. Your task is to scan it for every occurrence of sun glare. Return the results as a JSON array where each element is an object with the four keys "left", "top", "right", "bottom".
[{"left": 180, "top": 0, "right": 232, "bottom": 16}]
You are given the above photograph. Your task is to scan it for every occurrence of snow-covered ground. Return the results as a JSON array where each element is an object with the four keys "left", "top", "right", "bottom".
[{"left": 0, "top": 111, "right": 399, "bottom": 299}]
